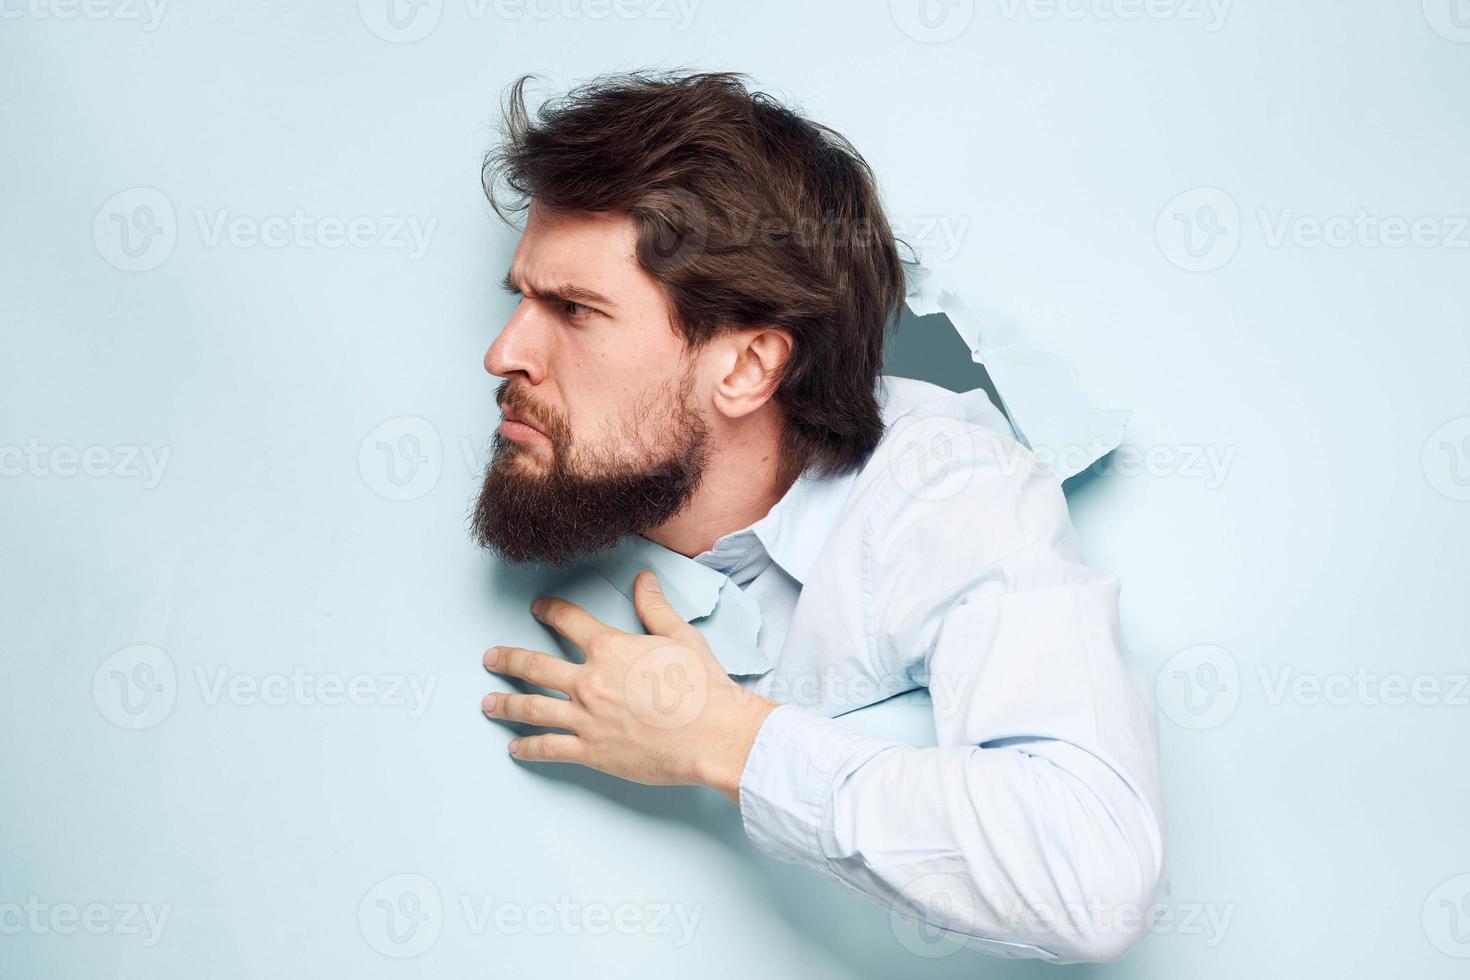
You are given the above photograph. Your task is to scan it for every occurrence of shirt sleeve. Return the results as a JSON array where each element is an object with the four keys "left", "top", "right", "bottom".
[{"left": 737, "top": 430, "right": 1165, "bottom": 963}]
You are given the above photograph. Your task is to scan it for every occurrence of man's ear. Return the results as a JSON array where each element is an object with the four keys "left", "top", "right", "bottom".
[{"left": 710, "top": 327, "right": 793, "bottom": 421}]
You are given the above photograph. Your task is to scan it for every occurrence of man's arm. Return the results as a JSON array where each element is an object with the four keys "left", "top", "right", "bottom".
[{"left": 737, "top": 444, "right": 1165, "bottom": 962}]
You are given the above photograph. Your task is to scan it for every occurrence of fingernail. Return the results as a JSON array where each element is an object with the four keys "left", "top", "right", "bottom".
[
  {"left": 484, "top": 646, "right": 501, "bottom": 667},
  {"left": 530, "top": 598, "right": 545, "bottom": 618},
  {"left": 507, "top": 738, "right": 521, "bottom": 755},
  {"left": 482, "top": 693, "right": 498, "bottom": 714},
  {"left": 641, "top": 570, "right": 661, "bottom": 593}
]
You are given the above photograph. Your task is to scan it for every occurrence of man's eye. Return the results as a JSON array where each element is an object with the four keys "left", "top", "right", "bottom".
[{"left": 564, "top": 301, "right": 594, "bottom": 318}]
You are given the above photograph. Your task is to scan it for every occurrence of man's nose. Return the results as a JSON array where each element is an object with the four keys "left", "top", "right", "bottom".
[{"left": 484, "top": 305, "right": 546, "bottom": 384}]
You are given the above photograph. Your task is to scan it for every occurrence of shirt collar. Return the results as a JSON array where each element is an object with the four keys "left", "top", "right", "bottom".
[{"left": 694, "top": 463, "right": 861, "bottom": 586}]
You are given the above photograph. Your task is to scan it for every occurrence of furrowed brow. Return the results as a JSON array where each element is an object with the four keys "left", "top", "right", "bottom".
[
  {"left": 550, "top": 283, "right": 615, "bottom": 308},
  {"left": 502, "top": 270, "right": 614, "bottom": 309}
]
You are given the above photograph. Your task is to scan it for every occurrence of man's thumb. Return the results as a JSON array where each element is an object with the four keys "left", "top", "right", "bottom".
[{"left": 634, "top": 569, "right": 691, "bottom": 638}]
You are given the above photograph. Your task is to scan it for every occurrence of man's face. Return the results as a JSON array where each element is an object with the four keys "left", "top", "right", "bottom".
[{"left": 471, "top": 206, "right": 711, "bottom": 565}]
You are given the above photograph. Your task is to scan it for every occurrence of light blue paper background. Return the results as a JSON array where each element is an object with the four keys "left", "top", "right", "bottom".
[{"left": 3, "top": 2, "right": 1469, "bottom": 976}]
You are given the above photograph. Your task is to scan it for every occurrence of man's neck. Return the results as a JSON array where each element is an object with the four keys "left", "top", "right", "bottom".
[{"left": 642, "top": 419, "right": 798, "bottom": 558}]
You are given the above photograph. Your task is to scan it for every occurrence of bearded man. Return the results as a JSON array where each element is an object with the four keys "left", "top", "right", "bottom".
[{"left": 471, "top": 72, "right": 1164, "bottom": 963}]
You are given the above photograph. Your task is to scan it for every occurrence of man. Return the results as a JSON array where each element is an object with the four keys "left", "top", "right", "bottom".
[{"left": 471, "top": 72, "right": 1164, "bottom": 962}]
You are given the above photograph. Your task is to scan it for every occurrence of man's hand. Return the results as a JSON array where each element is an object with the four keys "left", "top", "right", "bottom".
[{"left": 481, "top": 569, "right": 778, "bottom": 803}]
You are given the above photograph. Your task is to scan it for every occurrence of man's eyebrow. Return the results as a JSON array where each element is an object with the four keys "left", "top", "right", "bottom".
[{"left": 501, "top": 272, "right": 615, "bottom": 309}]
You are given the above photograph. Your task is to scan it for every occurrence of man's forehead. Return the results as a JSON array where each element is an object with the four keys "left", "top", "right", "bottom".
[{"left": 509, "top": 206, "right": 642, "bottom": 293}]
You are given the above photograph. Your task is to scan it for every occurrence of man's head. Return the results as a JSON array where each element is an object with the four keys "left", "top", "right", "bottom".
[{"left": 472, "top": 72, "right": 906, "bottom": 565}]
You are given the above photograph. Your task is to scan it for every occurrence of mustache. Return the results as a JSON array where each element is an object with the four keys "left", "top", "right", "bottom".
[{"left": 496, "top": 382, "right": 558, "bottom": 436}]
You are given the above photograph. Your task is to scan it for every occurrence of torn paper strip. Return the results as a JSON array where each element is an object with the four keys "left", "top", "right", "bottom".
[{"left": 584, "top": 535, "right": 769, "bottom": 676}]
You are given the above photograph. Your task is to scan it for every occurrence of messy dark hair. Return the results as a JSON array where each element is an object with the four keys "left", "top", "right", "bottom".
[{"left": 482, "top": 71, "right": 907, "bottom": 482}]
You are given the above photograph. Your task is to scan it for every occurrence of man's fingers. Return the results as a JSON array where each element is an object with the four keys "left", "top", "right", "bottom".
[
  {"left": 482, "top": 691, "right": 578, "bottom": 731},
  {"left": 532, "top": 596, "right": 617, "bottom": 654},
  {"left": 483, "top": 646, "right": 578, "bottom": 693},
  {"left": 632, "top": 570, "right": 701, "bottom": 644},
  {"left": 507, "top": 732, "right": 585, "bottom": 764}
]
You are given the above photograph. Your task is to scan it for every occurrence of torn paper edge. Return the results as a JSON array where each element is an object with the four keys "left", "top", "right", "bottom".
[{"left": 905, "top": 265, "right": 1130, "bottom": 480}]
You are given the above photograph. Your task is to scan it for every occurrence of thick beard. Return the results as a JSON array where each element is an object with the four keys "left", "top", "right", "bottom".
[{"left": 470, "top": 372, "right": 710, "bottom": 567}]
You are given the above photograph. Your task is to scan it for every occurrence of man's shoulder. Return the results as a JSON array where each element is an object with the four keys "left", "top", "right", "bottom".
[
  {"left": 835, "top": 375, "right": 1073, "bottom": 566},
  {"left": 854, "top": 374, "right": 1057, "bottom": 512}
]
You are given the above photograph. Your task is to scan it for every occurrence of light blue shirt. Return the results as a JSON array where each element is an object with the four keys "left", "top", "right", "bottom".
[{"left": 690, "top": 375, "right": 1166, "bottom": 962}]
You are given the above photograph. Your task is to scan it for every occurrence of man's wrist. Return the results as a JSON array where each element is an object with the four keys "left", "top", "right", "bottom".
[{"left": 698, "top": 697, "right": 779, "bottom": 804}]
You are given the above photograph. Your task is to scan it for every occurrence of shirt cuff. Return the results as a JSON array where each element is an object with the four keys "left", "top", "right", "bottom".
[{"left": 737, "top": 704, "right": 877, "bottom": 872}]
